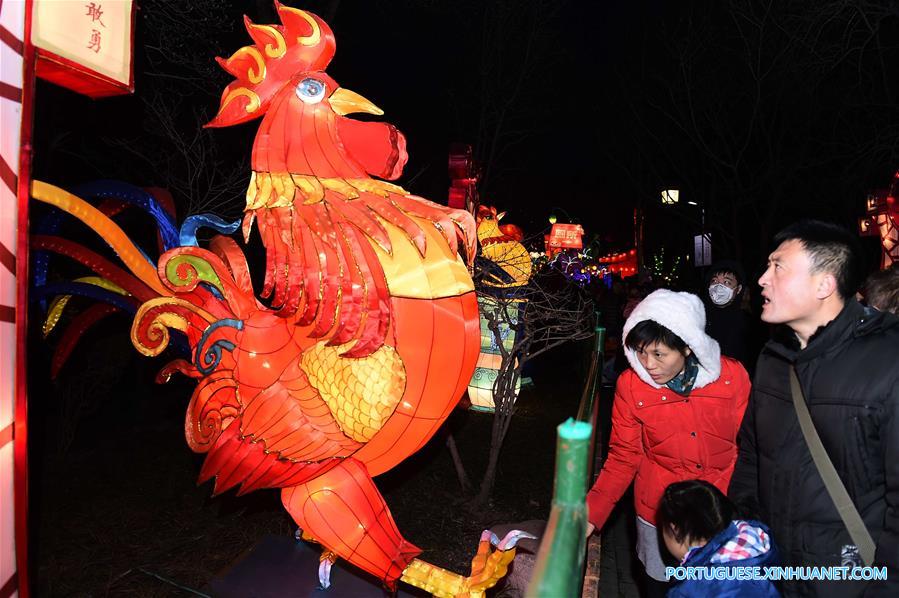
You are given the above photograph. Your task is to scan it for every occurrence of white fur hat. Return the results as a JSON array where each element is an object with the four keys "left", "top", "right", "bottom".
[{"left": 622, "top": 289, "right": 721, "bottom": 389}]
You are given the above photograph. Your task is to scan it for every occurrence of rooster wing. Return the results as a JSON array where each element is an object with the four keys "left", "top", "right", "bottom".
[{"left": 192, "top": 340, "right": 411, "bottom": 495}]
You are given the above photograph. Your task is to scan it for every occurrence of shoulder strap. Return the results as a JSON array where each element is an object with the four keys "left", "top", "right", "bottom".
[{"left": 789, "top": 366, "right": 876, "bottom": 565}]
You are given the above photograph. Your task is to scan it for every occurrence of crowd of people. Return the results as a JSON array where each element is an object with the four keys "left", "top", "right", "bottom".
[{"left": 586, "top": 220, "right": 899, "bottom": 597}]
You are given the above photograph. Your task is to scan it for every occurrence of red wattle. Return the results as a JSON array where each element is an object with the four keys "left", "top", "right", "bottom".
[{"left": 335, "top": 117, "right": 408, "bottom": 180}]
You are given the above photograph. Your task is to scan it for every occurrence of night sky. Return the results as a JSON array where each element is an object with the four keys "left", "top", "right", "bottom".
[{"left": 30, "top": 0, "right": 899, "bottom": 275}]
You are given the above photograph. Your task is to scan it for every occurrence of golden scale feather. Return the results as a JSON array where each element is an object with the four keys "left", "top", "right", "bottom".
[{"left": 300, "top": 340, "right": 406, "bottom": 443}]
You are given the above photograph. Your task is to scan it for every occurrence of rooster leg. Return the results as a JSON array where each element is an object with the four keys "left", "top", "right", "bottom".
[
  {"left": 292, "top": 528, "right": 338, "bottom": 589},
  {"left": 280, "top": 458, "right": 421, "bottom": 590},
  {"left": 281, "top": 457, "right": 532, "bottom": 596},
  {"left": 400, "top": 530, "right": 536, "bottom": 598},
  {"left": 318, "top": 550, "right": 337, "bottom": 589}
]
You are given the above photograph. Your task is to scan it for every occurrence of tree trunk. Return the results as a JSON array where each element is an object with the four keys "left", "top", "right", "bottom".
[
  {"left": 446, "top": 433, "right": 472, "bottom": 493},
  {"left": 473, "top": 426, "right": 504, "bottom": 507},
  {"left": 471, "top": 377, "right": 518, "bottom": 507}
]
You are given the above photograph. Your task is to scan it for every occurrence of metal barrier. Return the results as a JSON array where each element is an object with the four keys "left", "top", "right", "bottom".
[{"left": 526, "top": 324, "right": 605, "bottom": 597}]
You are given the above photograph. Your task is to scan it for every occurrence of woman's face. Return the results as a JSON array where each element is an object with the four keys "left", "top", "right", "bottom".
[{"left": 635, "top": 341, "right": 688, "bottom": 384}]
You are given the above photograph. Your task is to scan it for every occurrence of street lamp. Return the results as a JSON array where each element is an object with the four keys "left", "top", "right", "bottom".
[
  {"left": 661, "top": 189, "right": 679, "bottom": 205},
  {"left": 548, "top": 206, "right": 574, "bottom": 225}
]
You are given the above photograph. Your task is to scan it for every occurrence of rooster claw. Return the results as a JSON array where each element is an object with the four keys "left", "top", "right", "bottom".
[
  {"left": 401, "top": 529, "right": 534, "bottom": 597},
  {"left": 464, "top": 529, "right": 531, "bottom": 594},
  {"left": 485, "top": 529, "right": 538, "bottom": 551}
]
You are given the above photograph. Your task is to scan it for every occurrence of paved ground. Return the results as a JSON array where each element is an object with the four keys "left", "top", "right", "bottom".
[
  {"left": 598, "top": 497, "right": 642, "bottom": 597},
  {"left": 594, "top": 383, "right": 643, "bottom": 598}
]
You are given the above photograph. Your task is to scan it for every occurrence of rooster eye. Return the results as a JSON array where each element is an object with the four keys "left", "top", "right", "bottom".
[{"left": 296, "top": 78, "right": 326, "bottom": 103}]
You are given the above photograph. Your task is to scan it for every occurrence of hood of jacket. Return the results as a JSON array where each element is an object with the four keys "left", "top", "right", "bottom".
[
  {"left": 623, "top": 289, "right": 722, "bottom": 389},
  {"left": 683, "top": 520, "right": 779, "bottom": 568}
]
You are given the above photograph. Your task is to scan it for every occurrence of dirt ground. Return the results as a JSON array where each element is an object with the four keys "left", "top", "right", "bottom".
[{"left": 29, "top": 334, "right": 588, "bottom": 596}]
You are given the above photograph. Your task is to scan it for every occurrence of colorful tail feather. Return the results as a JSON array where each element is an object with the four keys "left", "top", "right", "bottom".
[{"left": 31, "top": 180, "right": 244, "bottom": 378}]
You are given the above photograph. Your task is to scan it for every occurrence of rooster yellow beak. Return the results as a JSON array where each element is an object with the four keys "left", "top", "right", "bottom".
[{"left": 329, "top": 87, "right": 384, "bottom": 116}]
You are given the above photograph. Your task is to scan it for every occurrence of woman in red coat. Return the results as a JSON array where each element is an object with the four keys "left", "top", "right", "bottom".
[{"left": 586, "top": 289, "right": 750, "bottom": 597}]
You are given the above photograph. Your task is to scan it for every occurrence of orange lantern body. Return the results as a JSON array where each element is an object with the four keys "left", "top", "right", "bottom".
[{"left": 32, "top": 4, "right": 530, "bottom": 594}]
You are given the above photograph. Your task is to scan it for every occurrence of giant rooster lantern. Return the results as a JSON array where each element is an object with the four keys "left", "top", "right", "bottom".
[{"left": 31, "top": 3, "right": 531, "bottom": 595}]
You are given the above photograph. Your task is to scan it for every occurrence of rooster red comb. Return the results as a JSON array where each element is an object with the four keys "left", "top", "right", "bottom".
[{"left": 206, "top": 2, "right": 335, "bottom": 128}]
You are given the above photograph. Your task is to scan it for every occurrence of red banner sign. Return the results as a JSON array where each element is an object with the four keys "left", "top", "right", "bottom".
[{"left": 547, "top": 223, "right": 584, "bottom": 249}]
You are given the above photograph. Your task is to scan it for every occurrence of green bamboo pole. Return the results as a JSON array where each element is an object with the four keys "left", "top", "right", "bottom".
[
  {"left": 526, "top": 418, "right": 591, "bottom": 598},
  {"left": 576, "top": 324, "right": 605, "bottom": 423}
]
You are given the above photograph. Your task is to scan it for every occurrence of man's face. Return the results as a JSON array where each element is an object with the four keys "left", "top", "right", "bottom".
[
  {"left": 708, "top": 271, "right": 742, "bottom": 307},
  {"left": 758, "top": 239, "right": 823, "bottom": 326},
  {"left": 710, "top": 271, "right": 741, "bottom": 291}
]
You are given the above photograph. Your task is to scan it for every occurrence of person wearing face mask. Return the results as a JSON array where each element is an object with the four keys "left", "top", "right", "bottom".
[
  {"left": 703, "top": 260, "right": 754, "bottom": 368},
  {"left": 585, "top": 289, "right": 750, "bottom": 597}
]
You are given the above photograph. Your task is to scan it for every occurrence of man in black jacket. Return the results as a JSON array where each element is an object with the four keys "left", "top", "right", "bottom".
[
  {"left": 703, "top": 259, "right": 753, "bottom": 367},
  {"left": 729, "top": 220, "right": 899, "bottom": 597}
]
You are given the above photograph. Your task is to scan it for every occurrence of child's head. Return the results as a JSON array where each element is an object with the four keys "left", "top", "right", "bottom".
[{"left": 657, "top": 480, "right": 734, "bottom": 561}]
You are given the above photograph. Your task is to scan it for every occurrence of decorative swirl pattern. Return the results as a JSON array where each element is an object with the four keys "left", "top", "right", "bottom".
[
  {"left": 195, "top": 318, "right": 244, "bottom": 375},
  {"left": 164, "top": 254, "right": 225, "bottom": 296},
  {"left": 281, "top": 6, "right": 322, "bottom": 46},
  {"left": 221, "top": 87, "right": 261, "bottom": 115},
  {"left": 158, "top": 246, "right": 257, "bottom": 319},
  {"left": 184, "top": 371, "right": 240, "bottom": 453},
  {"left": 131, "top": 297, "right": 218, "bottom": 357},
  {"left": 246, "top": 22, "right": 287, "bottom": 58},
  {"left": 226, "top": 46, "right": 266, "bottom": 84}
]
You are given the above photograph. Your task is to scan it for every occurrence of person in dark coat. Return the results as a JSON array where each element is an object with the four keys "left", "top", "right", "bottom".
[
  {"left": 658, "top": 480, "right": 779, "bottom": 598},
  {"left": 703, "top": 260, "right": 754, "bottom": 368},
  {"left": 862, "top": 264, "right": 899, "bottom": 315},
  {"left": 728, "top": 220, "right": 899, "bottom": 597}
]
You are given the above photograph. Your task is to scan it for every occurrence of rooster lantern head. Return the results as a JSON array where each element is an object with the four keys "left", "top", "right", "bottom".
[
  {"left": 206, "top": 2, "right": 408, "bottom": 181},
  {"left": 200, "top": 2, "right": 460, "bottom": 348}
]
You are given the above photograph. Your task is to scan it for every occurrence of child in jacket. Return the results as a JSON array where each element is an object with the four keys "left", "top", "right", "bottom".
[{"left": 658, "top": 480, "right": 779, "bottom": 597}]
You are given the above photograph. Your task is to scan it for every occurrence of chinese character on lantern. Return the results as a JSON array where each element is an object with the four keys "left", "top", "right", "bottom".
[
  {"left": 87, "top": 29, "right": 102, "bottom": 53},
  {"left": 85, "top": 2, "right": 105, "bottom": 26},
  {"left": 32, "top": 0, "right": 135, "bottom": 97}
]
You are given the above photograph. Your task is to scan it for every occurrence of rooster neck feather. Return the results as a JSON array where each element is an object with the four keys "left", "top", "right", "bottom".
[{"left": 244, "top": 189, "right": 476, "bottom": 357}]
